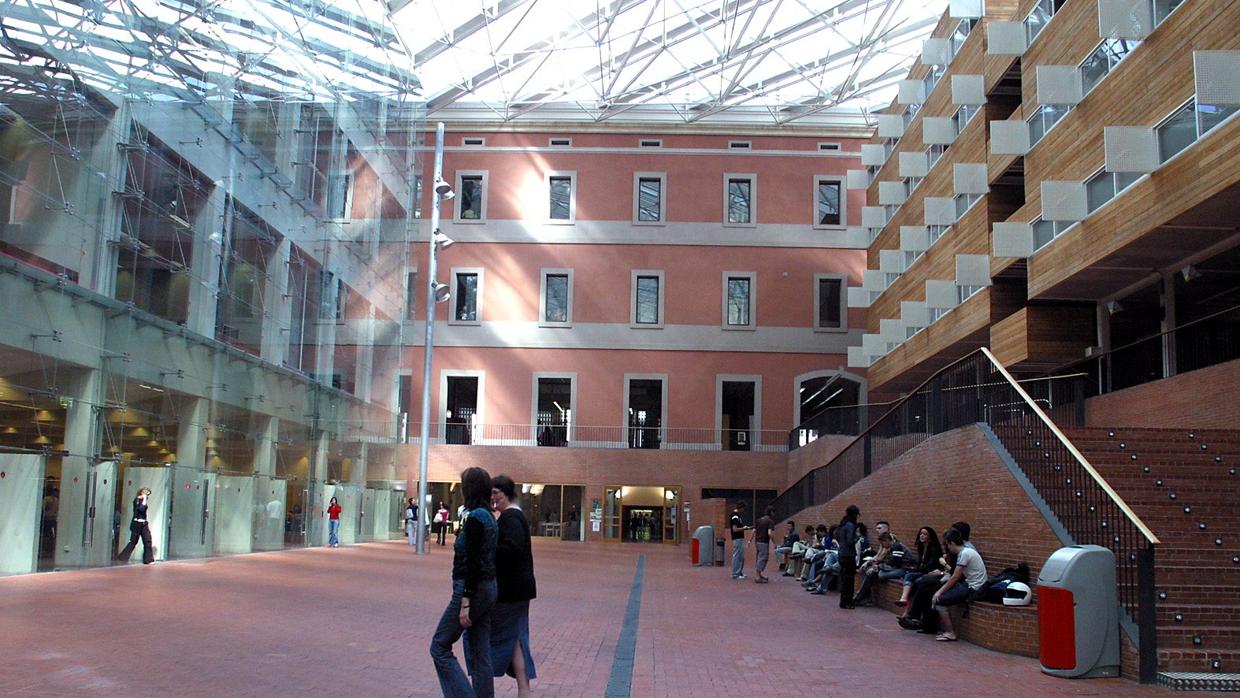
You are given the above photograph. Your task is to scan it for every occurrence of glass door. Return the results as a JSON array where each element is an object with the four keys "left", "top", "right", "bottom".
[
  {"left": 662, "top": 487, "right": 681, "bottom": 544},
  {"left": 603, "top": 486, "right": 621, "bottom": 541}
]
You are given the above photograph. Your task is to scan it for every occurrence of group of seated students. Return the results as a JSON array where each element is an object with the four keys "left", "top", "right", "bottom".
[{"left": 773, "top": 515, "right": 986, "bottom": 642}]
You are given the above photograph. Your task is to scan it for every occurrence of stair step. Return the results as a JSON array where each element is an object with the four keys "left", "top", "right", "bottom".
[{"left": 1157, "top": 671, "right": 1240, "bottom": 690}]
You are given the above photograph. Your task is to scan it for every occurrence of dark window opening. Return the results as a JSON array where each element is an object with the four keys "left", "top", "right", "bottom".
[
  {"left": 446, "top": 376, "right": 478, "bottom": 445},
  {"left": 721, "top": 381, "right": 755, "bottom": 451},
  {"left": 627, "top": 379, "right": 662, "bottom": 449},
  {"left": 536, "top": 378, "right": 572, "bottom": 447}
]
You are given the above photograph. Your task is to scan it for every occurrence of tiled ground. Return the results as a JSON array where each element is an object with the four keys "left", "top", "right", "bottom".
[{"left": 0, "top": 539, "right": 1169, "bottom": 697}]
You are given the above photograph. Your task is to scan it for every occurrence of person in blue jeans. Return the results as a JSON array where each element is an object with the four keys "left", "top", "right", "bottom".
[
  {"left": 729, "top": 501, "right": 752, "bottom": 579},
  {"left": 327, "top": 497, "right": 341, "bottom": 547},
  {"left": 430, "top": 466, "right": 498, "bottom": 697}
]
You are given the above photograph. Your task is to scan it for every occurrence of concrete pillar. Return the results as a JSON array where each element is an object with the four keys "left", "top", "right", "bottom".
[
  {"left": 252, "top": 417, "right": 284, "bottom": 551},
  {"left": 307, "top": 431, "right": 330, "bottom": 545},
  {"left": 262, "top": 239, "right": 292, "bottom": 364},
  {"left": 169, "top": 397, "right": 214, "bottom": 558}
]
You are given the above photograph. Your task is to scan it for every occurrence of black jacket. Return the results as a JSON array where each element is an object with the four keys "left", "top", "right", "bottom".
[
  {"left": 131, "top": 498, "right": 149, "bottom": 525},
  {"left": 495, "top": 508, "right": 537, "bottom": 603}
]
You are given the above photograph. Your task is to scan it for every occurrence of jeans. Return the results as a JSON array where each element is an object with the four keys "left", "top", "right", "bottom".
[
  {"left": 755, "top": 542, "right": 770, "bottom": 575},
  {"left": 406, "top": 521, "right": 416, "bottom": 546},
  {"left": 431, "top": 578, "right": 497, "bottom": 697},
  {"left": 773, "top": 545, "right": 793, "bottom": 566},
  {"left": 731, "top": 538, "right": 746, "bottom": 577},
  {"left": 437, "top": 522, "right": 447, "bottom": 546},
  {"left": 328, "top": 519, "right": 340, "bottom": 546},
  {"left": 838, "top": 556, "right": 857, "bottom": 608}
]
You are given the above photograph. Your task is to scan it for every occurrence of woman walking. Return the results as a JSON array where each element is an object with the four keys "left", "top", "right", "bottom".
[
  {"left": 327, "top": 496, "right": 342, "bottom": 547},
  {"left": 117, "top": 487, "right": 155, "bottom": 564},
  {"left": 435, "top": 501, "right": 450, "bottom": 546},
  {"left": 430, "top": 467, "right": 498, "bottom": 697},
  {"left": 489, "top": 475, "right": 537, "bottom": 697}
]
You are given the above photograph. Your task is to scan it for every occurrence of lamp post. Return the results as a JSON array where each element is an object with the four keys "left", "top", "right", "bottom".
[{"left": 415, "top": 122, "right": 453, "bottom": 555}]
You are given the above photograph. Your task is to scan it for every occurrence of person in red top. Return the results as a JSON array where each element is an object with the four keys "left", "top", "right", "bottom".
[{"left": 327, "top": 496, "right": 342, "bottom": 547}]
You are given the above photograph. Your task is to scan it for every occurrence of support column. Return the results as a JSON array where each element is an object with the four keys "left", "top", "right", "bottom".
[
  {"left": 262, "top": 239, "right": 293, "bottom": 364},
  {"left": 307, "top": 430, "right": 330, "bottom": 546},
  {"left": 169, "top": 397, "right": 213, "bottom": 558},
  {"left": 253, "top": 417, "right": 284, "bottom": 551}
]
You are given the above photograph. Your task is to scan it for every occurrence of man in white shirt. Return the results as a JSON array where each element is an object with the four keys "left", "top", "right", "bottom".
[{"left": 930, "top": 528, "right": 987, "bottom": 641}]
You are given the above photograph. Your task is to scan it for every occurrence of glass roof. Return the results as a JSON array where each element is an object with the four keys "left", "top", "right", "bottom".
[{"left": 393, "top": 0, "right": 947, "bottom": 127}]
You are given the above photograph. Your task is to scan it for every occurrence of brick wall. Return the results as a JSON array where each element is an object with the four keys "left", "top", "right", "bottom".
[
  {"left": 785, "top": 434, "right": 854, "bottom": 488},
  {"left": 1086, "top": 359, "right": 1240, "bottom": 430},
  {"left": 785, "top": 424, "right": 1065, "bottom": 588}
]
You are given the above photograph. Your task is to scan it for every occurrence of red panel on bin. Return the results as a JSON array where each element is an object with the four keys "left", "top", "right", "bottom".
[
  {"left": 691, "top": 538, "right": 700, "bottom": 564},
  {"left": 1038, "top": 585, "right": 1076, "bottom": 670}
]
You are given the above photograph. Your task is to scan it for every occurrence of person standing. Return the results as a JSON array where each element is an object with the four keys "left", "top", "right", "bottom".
[
  {"left": 729, "top": 501, "right": 752, "bottom": 580},
  {"left": 753, "top": 506, "right": 776, "bottom": 584},
  {"left": 327, "top": 496, "right": 342, "bottom": 547},
  {"left": 405, "top": 497, "right": 419, "bottom": 546},
  {"left": 436, "top": 501, "right": 451, "bottom": 546},
  {"left": 835, "top": 504, "right": 860, "bottom": 609},
  {"left": 488, "top": 475, "right": 537, "bottom": 698},
  {"left": 430, "top": 467, "right": 498, "bottom": 698},
  {"left": 117, "top": 487, "right": 155, "bottom": 565}
]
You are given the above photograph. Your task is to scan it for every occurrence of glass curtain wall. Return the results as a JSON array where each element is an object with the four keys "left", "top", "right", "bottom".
[{"left": 0, "top": 0, "right": 420, "bottom": 575}]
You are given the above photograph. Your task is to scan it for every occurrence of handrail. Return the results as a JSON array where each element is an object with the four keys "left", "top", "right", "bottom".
[{"left": 980, "top": 348, "right": 1160, "bottom": 545}]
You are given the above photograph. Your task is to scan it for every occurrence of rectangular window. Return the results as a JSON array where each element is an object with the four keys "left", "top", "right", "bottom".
[
  {"left": 815, "top": 178, "right": 842, "bottom": 227},
  {"left": 639, "top": 139, "right": 662, "bottom": 148},
  {"left": 957, "top": 284, "right": 984, "bottom": 304},
  {"left": 1024, "top": 0, "right": 1059, "bottom": 45},
  {"left": 1158, "top": 100, "right": 1197, "bottom": 162},
  {"left": 954, "top": 192, "right": 980, "bottom": 219},
  {"left": 413, "top": 174, "right": 423, "bottom": 219},
  {"left": 722, "top": 272, "right": 755, "bottom": 329},
  {"left": 540, "top": 269, "right": 572, "bottom": 326},
  {"left": 928, "top": 223, "right": 950, "bottom": 246},
  {"left": 1028, "top": 104, "right": 1069, "bottom": 148},
  {"left": 451, "top": 270, "right": 481, "bottom": 323},
  {"left": 953, "top": 104, "right": 979, "bottom": 135},
  {"left": 814, "top": 274, "right": 845, "bottom": 331},
  {"left": 1154, "top": 0, "right": 1186, "bottom": 26},
  {"left": 949, "top": 19, "right": 976, "bottom": 60},
  {"left": 818, "top": 142, "right": 841, "bottom": 151},
  {"left": 1031, "top": 218, "right": 1074, "bottom": 253},
  {"left": 625, "top": 376, "right": 665, "bottom": 449},
  {"left": 456, "top": 172, "right": 485, "bottom": 222},
  {"left": 325, "top": 172, "right": 352, "bottom": 220},
  {"left": 632, "top": 271, "right": 664, "bottom": 327},
  {"left": 729, "top": 140, "right": 752, "bottom": 149},
  {"left": 534, "top": 375, "right": 574, "bottom": 447},
  {"left": 1080, "top": 38, "right": 1138, "bottom": 97},
  {"left": 927, "top": 143, "right": 949, "bottom": 168},
  {"left": 634, "top": 173, "right": 665, "bottom": 224},
  {"left": 334, "top": 278, "right": 347, "bottom": 322},
  {"left": 462, "top": 137, "right": 484, "bottom": 146},
  {"left": 549, "top": 137, "right": 572, "bottom": 147},
  {"left": 725, "top": 174, "right": 755, "bottom": 225},
  {"left": 547, "top": 172, "right": 575, "bottom": 222}
]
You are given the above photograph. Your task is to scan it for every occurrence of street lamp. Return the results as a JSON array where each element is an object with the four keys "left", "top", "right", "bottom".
[{"left": 416, "top": 122, "right": 453, "bottom": 555}]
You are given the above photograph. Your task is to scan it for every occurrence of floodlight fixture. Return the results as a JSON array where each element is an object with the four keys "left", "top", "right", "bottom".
[
  {"left": 433, "top": 177, "right": 452, "bottom": 195},
  {"left": 433, "top": 230, "right": 455, "bottom": 249},
  {"left": 431, "top": 280, "right": 451, "bottom": 303}
]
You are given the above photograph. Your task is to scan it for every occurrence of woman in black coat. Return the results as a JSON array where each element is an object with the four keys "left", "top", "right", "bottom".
[{"left": 488, "top": 475, "right": 537, "bottom": 697}]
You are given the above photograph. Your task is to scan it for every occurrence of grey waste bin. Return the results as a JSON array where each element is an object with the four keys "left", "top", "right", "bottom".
[
  {"left": 1037, "top": 545, "right": 1120, "bottom": 678},
  {"left": 715, "top": 538, "right": 726, "bottom": 567},
  {"left": 691, "top": 526, "right": 713, "bottom": 566}
]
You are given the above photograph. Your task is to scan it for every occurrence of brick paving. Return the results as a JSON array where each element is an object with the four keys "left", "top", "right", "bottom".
[{"left": 0, "top": 539, "right": 1170, "bottom": 697}]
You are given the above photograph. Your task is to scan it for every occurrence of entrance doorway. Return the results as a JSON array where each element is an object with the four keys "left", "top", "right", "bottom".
[
  {"left": 603, "top": 485, "right": 681, "bottom": 544},
  {"left": 445, "top": 376, "right": 478, "bottom": 445},
  {"left": 720, "top": 380, "right": 756, "bottom": 451}
]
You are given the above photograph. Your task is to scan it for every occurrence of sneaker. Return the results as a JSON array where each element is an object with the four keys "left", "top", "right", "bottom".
[
  {"left": 810, "top": 589, "right": 826, "bottom": 595},
  {"left": 782, "top": 572, "right": 794, "bottom": 577},
  {"left": 734, "top": 574, "right": 746, "bottom": 580},
  {"left": 897, "top": 616, "right": 922, "bottom": 630}
]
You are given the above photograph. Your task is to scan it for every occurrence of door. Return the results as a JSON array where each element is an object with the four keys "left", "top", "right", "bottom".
[
  {"left": 118, "top": 466, "right": 172, "bottom": 563},
  {"left": 662, "top": 487, "right": 681, "bottom": 544},
  {"left": 0, "top": 454, "right": 45, "bottom": 575},
  {"left": 254, "top": 475, "right": 287, "bottom": 551},
  {"left": 603, "top": 486, "right": 621, "bottom": 541},
  {"left": 168, "top": 464, "right": 215, "bottom": 559},
  {"left": 85, "top": 460, "right": 117, "bottom": 566},
  {"left": 213, "top": 474, "right": 255, "bottom": 555}
]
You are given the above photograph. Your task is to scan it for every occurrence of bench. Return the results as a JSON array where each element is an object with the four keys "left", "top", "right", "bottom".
[{"left": 875, "top": 579, "right": 1040, "bottom": 657}]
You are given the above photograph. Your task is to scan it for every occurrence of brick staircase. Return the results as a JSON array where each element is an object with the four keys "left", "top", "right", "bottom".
[{"left": 1065, "top": 427, "right": 1240, "bottom": 685}]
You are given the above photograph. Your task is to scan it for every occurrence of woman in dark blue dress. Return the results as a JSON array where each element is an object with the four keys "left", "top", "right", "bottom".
[{"left": 488, "top": 475, "right": 537, "bottom": 697}]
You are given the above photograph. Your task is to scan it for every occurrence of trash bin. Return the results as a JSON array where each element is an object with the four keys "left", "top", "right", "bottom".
[
  {"left": 714, "top": 538, "right": 725, "bottom": 567},
  {"left": 1037, "top": 545, "right": 1120, "bottom": 678},
  {"left": 691, "top": 526, "right": 714, "bottom": 566}
]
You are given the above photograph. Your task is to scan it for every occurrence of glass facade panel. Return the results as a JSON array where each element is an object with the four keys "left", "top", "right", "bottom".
[
  {"left": 1086, "top": 171, "right": 1116, "bottom": 213},
  {"left": 1158, "top": 101, "right": 1198, "bottom": 162}
]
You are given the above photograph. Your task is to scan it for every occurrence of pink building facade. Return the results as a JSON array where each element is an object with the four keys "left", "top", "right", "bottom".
[{"left": 400, "top": 128, "right": 870, "bottom": 542}]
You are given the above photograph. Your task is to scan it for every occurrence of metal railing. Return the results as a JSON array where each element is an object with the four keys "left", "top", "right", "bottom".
[
  {"left": 400, "top": 422, "right": 790, "bottom": 452},
  {"left": 1061, "top": 303, "right": 1240, "bottom": 396},
  {"left": 769, "top": 348, "right": 1160, "bottom": 682},
  {"left": 787, "top": 400, "right": 895, "bottom": 448}
]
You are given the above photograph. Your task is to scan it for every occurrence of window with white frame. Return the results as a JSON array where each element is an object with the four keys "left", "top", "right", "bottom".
[
  {"left": 1085, "top": 168, "right": 1141, "bottom": 214},
  {"left": 405, "top": 270, "right": 418, "bottom": 320},
  {"left": 953, "top": 104, "right": 980, "bottom": 135},
  {"left": 814, "top": 274, "right": 846, "bottom": 331},
  {"left": 549, "top": 137, "right": 572, "bottom": 147},
  {"left": 639, "top": 138, "right": 662, "bottom": 148},
  {"left": 927, "top": 143, "right": 949, "bottom": 168},
  {"left": 455, "top": 171, "right": 486, "bottom": 222},
  {"left": 904, "top": 176, "right": 923, "bottom": 197},
  {"left": 1081, "top": 37, "right": 1139, "bottom": 96},
  {"left": 729, "top": 140, "right": 752, "bottom": 149},
  {"left": 1157, "top": 98, "right": 1239, "bottom": 164},
  {"left": 325, "top": 172, "right": 353, "bottom": 220},
  {"left": 957, "top": 284, "right": 984, "bottom": 304},
  {"left": 1155, "top": 0, "right": 1187, "bottom": 25},
  {"left": 722, "top": 272, "right": 755, "bottom": 329},
  {"left": 725, "top": 174, "right": 756, "bottom": 225},
  {"left": 547, "top": 172, "right": 575, "bottom": 222},
  {"left": 955, "top": 192, "right": 981, "bottom": 219},
  {"left": 450, "top": 268, "right": 482, "bottom": 324},
  {"left": 634, "top": 172, "right": 666, "bottom": 224},
  {"left": 1028, "top": 104, "right": 1069, "bottom": 148},
  {"left": 923, "top": 64, "right": 945, "bottom": 99},
  {"left": 631, "top": 270, "right": 664, "bottom": 327},
  {"left": 814, "top": 177, "right": 843, "bottom": 227},
  {"left": 928, "top": 223, "right": 950, "bottom": 246},
  {"left": 1025, "top": 0, "right": 1068, "bottom": 45},
  {"left": 1032, "top": 217, "right": 1072, "bottom": 252},
  {"left": 949, "top": 18, "right": 978, "bottom": 60},
  {"left": 462, "top": 137, "right": 484, "bottom": 146},
  {"left": 818, "top": 142, "right": 841, "bottom": 151},
  {"left": 540, "top": 269, "right": 572, "bottom": 326}
]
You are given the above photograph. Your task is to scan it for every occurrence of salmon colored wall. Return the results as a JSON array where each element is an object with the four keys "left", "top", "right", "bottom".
[
  {"left": 403, "top": 346, "right": 856, "bottom": 437},
  {"left": 426, "top": 244, "right": 867, "bottom": 327},
  {"left": 425, "top": 132, "right": 865, "bottom": 225}
]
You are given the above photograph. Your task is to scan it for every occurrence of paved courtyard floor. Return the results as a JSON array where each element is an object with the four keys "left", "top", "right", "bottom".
[{"left": 0, "top": 539, "right": 1168, "bottom": 697}]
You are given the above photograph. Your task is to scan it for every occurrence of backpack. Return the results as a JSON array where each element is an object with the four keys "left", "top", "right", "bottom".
[{"left": 977, "top": 562, "right": 1031, "bottom": 604}]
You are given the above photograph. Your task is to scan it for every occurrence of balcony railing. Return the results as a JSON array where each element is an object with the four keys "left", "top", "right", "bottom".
[{"left": 400, "top": 422, "right": 790, "bottom": 452}]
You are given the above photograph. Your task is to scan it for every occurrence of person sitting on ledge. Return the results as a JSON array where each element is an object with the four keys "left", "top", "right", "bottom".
[
  {"left": 773, "top": 520, "right": 799, "bottom": 575},
  {"left": 929, "top": 528, "right": 988, "bottom": 642},
  {"left": 897, "top": 526, "right": 944, "bottom": 608},
  {"left": 853, "top": 531, "right": 910, "bottom": 606},
  {"left": 798, "top": 524, "right": 830, "bottom": 582}
]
